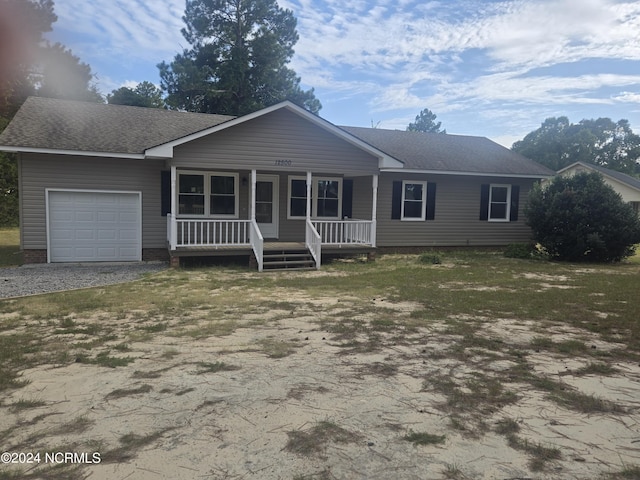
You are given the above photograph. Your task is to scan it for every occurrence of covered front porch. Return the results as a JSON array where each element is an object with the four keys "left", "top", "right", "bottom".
[{"left": 166, "top": 168, "right": 378, "bottom": 271}]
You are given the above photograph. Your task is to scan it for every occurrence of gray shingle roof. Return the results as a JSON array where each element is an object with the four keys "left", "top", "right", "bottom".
[
  {"left": 0, "top": 97, "right": 553, "bottom": 177},
  {"left": 0, "top": 96, "right": 234, "bottom": 155},
  {"left": 341, "top": 126, "right": 555, "bottom": 177}
]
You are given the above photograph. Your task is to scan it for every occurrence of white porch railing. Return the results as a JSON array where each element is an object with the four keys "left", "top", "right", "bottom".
[
  {"left": 168, "top": 216, "right": 251, "bottom": 248},
  {"left": 305, "top": 219, "right": 321, "bottom": 269},
  {"left": 313, "top": 219, "right": 375, "bottom": 246},
  {"left": 249, "top": 219, "right": 264, "bottom": 272},
  {"left": 167, "top": 216, "right": 374, "bottom": 271}
]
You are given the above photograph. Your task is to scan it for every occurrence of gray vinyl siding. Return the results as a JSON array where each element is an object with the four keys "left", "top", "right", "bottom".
[
  {"left": 172, "top": 109, "right": 380, "bottom": 176},
  {"left": 376, "top": 172, "right": 536, "bottom": 247},
  {"left": 20, "top": 154, "right": 166, "bottom": 249},
  {"left": 351, "top": 176, "right": 374, "bottom": 220}
]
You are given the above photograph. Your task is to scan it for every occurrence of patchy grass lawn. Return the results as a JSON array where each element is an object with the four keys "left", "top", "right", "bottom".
[
  {"left": 0, "top": 251, "right": 639, "bottom": 479},
  {"left": 0, "top": 227, "right": 21, "bottom": 267}
]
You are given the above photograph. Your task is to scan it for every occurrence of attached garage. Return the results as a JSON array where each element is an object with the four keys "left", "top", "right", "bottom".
[{"left": 46, "top": 190, "right": 142, "bottom": 262}]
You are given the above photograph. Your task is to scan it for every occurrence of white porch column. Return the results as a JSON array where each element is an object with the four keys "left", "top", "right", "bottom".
[
  {"left": 170, "top": 166, "right": 177, "bottom": 249},
  {"left": 306, "top": 171, "right": 312, "bottom": 221},
  {"left": 371, "top": 174, "right": 378, "bottom": 247},
  {"left": 250, "top": 169, "right": 257, "bottom": 221}
]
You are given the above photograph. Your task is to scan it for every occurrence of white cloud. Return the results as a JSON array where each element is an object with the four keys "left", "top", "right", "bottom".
[
  {"left": 48, "top": 0, "right": 640, "bottom": 140},
  {"left": 289, "top": 0, "right": 640, "bottom": 100},
  {"left": 52, "top": 0, "right": 185, "bottom": 61},
  {"left": 613, "top": 92, "right": 640, "bottom": 104}
]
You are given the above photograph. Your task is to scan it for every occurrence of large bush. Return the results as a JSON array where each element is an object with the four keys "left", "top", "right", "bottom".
[{"left": 525, "top": 172, "right": 640, "bottom": 262}]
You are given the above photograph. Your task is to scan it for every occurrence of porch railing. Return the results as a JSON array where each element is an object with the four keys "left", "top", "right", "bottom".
[
  {"left": 249, "top": 219, "right": 264, "bottom": 272},
  {"left": 305, "top": 219, "right": 321, "bottom": 269},
  {"left": 313, "top": 219, "right": 375, "bottom": 247},
  {"left": 168, "top": 216, "right": 251, "bottom": 249}
]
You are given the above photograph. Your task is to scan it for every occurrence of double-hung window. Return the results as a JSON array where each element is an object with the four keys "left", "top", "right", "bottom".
[
  {"left": 210, "top": 175, "right": 236, "bottom": 215},
  {"left": 178, "top": 174, "right": 205, "bottom": 215},
  {"left": 289, "top": 178, "right": 308, "bottom": 218},
  {"left": 288, "top": 176, "right": 342, "bottom": 219},
  {"left": 401, "top": 181, "right": 427, "bottom": 221},
  {"left": 316, "top": 179, "right": 340, "bottom": 217},
  {"left": 178, "top": 172, "right": 238, "bottom": 217},
  {"left": 488, "top": 184, "right": 511, "bottom": 221}
]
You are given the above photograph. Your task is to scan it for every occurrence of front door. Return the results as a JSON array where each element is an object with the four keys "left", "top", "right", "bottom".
[{"left": 255, "top": 175, "right": 279, "bottom": 239}]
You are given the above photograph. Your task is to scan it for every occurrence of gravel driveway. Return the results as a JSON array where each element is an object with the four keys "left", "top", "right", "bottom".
[{"left": 0, "top": 262, "right": 168, "bottom": 299}]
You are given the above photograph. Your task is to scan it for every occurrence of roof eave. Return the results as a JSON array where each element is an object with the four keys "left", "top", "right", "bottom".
[
  {"left": 0, "top": 145, "right": 146, "bottom": 159},
  {"left": 381, "top": 167, "right": 554, "bottom": 179}
]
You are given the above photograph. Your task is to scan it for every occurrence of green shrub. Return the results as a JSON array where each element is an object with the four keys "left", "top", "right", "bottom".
[
  {"left": 419, "top": 253, "right": 442, "bottom": 264},
  {"left": 525, "top": 172, "right": 640, "bottom": 262}
]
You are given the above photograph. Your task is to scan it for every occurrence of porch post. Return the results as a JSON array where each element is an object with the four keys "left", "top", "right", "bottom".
[
  {"left": 371, "top": 174, "right": 378, "bottom": 247},
  {"left": 170, "top": 166, "right": 177, "bottom": 249},
  {"left": 250, "top": 169, "right": 257, "bottom": 221},
  {"left": 306, "top": 171, "right": 312, "bottom": 222}
]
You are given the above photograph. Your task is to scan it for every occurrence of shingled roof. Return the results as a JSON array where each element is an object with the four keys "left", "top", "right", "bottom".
[
  {"left": 0, "top": 97, "right": 553, "bottom": 177},
  {"left": 0, "top": 96, "right": 234, "bottom": 155},
  {"left": 340, "top": 126, "right": 554, "bottom": 177},
  {"left": 559, "top": 161, "right": 640, "bottom": 192}
]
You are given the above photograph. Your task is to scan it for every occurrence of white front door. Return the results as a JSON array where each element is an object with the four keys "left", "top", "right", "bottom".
[{"left": 255, "top": 175, "right": 279, "bottom": 239}]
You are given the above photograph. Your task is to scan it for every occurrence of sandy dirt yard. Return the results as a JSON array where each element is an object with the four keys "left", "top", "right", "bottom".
[{"left": 1, "top": 267, "right": 639, "bottom": 480}]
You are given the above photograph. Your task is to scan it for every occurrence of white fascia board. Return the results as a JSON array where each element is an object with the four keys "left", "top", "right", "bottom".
[
  {"left": 379, "top": 155, "right": 404, "bottom": 169},
  {"left": 144, "top": 101, "right": 404, "bottom": 168},
  {"left": 0, "top": 145, "right": 145, "bottom": 159},
  {"left": 381, "top": 168, "right": 554, "bottom": 179},
  {"left": 556, "top": 161, "right": 582, "bottom": 175}
]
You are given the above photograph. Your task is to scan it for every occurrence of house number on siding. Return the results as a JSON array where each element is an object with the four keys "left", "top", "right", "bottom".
[{"left": 275, "top": 159, "right": 292, "bottom": 167}]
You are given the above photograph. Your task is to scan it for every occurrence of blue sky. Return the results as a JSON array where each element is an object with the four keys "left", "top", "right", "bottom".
[{"left": 48, "top": 0, "right": 640, "bottom": 147}]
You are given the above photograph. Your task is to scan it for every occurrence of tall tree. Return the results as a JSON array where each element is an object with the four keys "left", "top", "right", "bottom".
[
  {"left": 34, "top": 42, "right": 102, "bottom": 102},
  {"left": 0, "top": 0, "right": 102, "bottom": 226},
  {"left": 512, "top": 117, "right": 640, "bottom": 175},
  {"left": 407, "top": 108, "right": 446, "bottom": 133},
  {"left": 158, "top": 0, "right": 320, "bottom": 116},
  {"left": 108, "top": 81, "right": 165, "bottom": 108},
  {"left": 0, "top": 0, "right": 57, "bottom": 118}
]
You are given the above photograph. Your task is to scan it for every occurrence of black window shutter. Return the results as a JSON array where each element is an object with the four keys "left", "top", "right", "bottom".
[
  {"left": 510, "top": 185, "right": 520, "bottom": 221},
  {"left": 342, "top": 179, "right": 353, "bottom": 218},
  {"left": 426, "top": 182, "right": 437, "bottom": 220},
  {"left": 391, "top": 181, "right": 402, "bottom": 219},
  {"left": 479, "top": 184, "right": 490, "bottom": 221},
  {"left": 161, "top": 170, "right": 171, "bottom": 216}
]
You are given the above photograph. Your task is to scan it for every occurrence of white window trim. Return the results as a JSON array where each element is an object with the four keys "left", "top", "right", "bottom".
[
  {"left": 177, "top": 170, "right": 239, "bottom": 219},
  {"left": 287, "top": 176, "right": 343, "bottom": 220},
  {"left": 401, "top": 180, "right": 427, "bottom": 221},
  {"left": 488, "top": 184, "right": 511, "bottom": 222}
]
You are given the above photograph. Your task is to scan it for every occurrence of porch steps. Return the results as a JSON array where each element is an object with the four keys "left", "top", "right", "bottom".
[{"left": 262, "top": 248, "right": 316, "bottom": 271}]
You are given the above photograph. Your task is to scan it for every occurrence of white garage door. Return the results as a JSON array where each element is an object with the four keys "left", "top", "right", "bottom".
[{"left": 47, "top": 190, "right": 142, "bottom": 262}]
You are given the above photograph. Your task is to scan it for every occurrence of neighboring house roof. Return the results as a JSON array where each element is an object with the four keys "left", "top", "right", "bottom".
[
  {"left": 0, "top": 96, "right": 553, "bottom": 177},
  {"left": 0, "top": 96, "right": 234, "bottom": 157},
  {"left": 341, "top": 126, "right": 555, "bottom": 178},
  {"left": 557, "top": 161, "right": 640, "bottom": 193}
]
